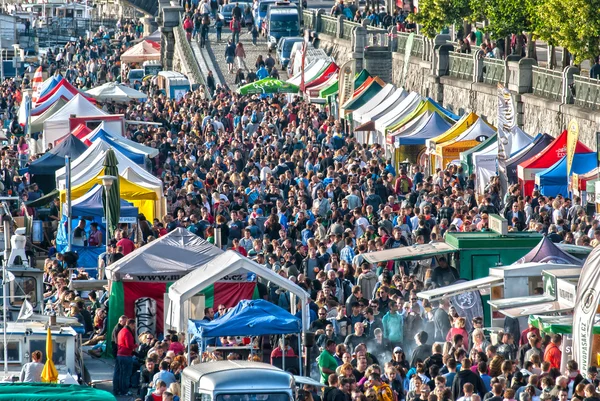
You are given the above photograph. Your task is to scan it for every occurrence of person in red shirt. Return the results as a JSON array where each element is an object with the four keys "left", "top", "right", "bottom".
[
  {"left": 543, "top": 334, "right": 562, "bottom": 369},
  {"left": 114, "top": 318, "right": 137, "bottom": 396},
  {"left": 270, "top": 338, "right": 296, "bottom": 364},
  {"left": 116, "top": 229, "right": 136, "bottom": 255},
  {"left": 230, "top": 238, "right": 247, "bottom": 257},
  {"left": 168, "top": 334, "right": 185, "bottom": 355},
  {"left": 519, "top": 323, "right": 540, "bottom": 346}
]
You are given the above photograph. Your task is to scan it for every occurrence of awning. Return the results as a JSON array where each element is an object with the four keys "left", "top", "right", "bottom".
[
  {"left": 498, "top": 301, "right": 571, "bottom": 318},
  {"left": 417, "top": 276, "right": 504, "bottom": 302},
  {"left": 362, "top": 242, "right": 455, "bottom": 264},
  {"left": 530, "top": 314, "right": 600, "bottom": 335},
  {"left": 354, "top": 121, "right": 375, "bottom": 132},
  {"left": 488, "top": 295, "right": 555, "bottom": 309}
]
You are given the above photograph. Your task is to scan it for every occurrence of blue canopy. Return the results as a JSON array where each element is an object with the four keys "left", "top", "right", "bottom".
[
  {"left": 39, "top": 75, "right": 62, "bottom": 99},
  {"left": 71, "top": 185, "right": 138, "bottom": 219},
  {"left": 188, "top": 299, "right": 301, "bottom": 340},
  {"left": 395, "top": 112, "right": 453, "bottom": 146},
  {"left": 535, "top": 153, "right": 596, "bottom": 197},
  {"left": 427, "top": 97, "right": 460, "bottom": 121},
  {"left": 89, "top": 129, "right": 146, "bottom": 164}
]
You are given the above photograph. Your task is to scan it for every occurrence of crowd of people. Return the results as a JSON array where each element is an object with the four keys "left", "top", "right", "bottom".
[{"left": 1, "top": 8, "right": 598, "bottom": 401}]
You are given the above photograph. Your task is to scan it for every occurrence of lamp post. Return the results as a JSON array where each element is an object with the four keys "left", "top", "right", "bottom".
[{"left": 98, "top": 175, "right": 117, "bottom": 240}]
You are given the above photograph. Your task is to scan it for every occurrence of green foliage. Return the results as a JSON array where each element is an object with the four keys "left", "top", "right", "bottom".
[{"left": 408, "top": 0, "right": 471, "bottom": 38}]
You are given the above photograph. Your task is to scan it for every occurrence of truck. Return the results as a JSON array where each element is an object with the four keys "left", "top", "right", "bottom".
[{"left": 266, "top": 3, "right": 301, "bottom": 50}]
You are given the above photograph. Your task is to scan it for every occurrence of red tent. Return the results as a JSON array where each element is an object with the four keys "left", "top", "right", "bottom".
[
  {"left": 36, "top": 78, "right": 93, "bottom": 105},
  {"left": 71, "top": 123, "right": 92, "bottom": 140},
  {"left": 304, "top": 62, "right": 339, "bottom": 90},
  {"left": 517, "top": 130, "right": 592, "bottom": 196}
]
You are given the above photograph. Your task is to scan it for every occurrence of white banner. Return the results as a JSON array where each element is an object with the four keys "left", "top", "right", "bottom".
[
  {"left": 572, "top": 245, "right": 600, "bottom": 371},
  {"left": 497, "top": 84, "right": 516, "bottom": 196},
  {"left": 17, "top": 299, "right": 34, "bottom": 320}
]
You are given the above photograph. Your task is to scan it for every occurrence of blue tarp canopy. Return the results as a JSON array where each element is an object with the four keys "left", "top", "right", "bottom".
[
  {"left": 506, "top": 133, "right": 553, "bottom": 184},
  {"left": 71, "top": 185, "right": 138, "bottom": 219},
  {"left": 26, "top": 134, "right": 87, "bottom": 174},
  {"left": 88, "top": 129, "right": 146, "bottom": 164},
  {"left": 535, "top": 153, "right": 596, "bottom": 197},
  {"left": 395, "top": 111, "right": 453, "bottom": 146},
  {"left": 39, "top": 75, "right": 62, "bottom": 99},
  {"left": 188, "top": 299, "right": 301, "bottom": 340}
]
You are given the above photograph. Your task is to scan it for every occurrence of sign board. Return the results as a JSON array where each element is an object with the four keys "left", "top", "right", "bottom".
[
  {"left": 561, "top": 335, "right": 573, "bottom": 373},
  {"left": 488, "top": 214, "right": 508, "bottom": 235},
  {"left": 556, "top": 278, "right": 577, "bottom": 307}
]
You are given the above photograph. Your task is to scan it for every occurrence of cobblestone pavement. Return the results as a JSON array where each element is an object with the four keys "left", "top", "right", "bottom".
[{"left": 200, "top": 27, "right": 290, "bottom": 89}]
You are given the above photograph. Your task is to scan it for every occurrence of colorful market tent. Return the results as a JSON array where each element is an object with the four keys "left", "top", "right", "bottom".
[
  {"left": 426, "top": 112, "right": 479, "bottom": 155},
  {"left": 187, "top": 300, "right": 301, "bottom": 341},
  {"left": 29, "top": 98, "right": 68, "bottom": 133},
  {"left": 307, "top": 73, "right": 338, "bottom": 100},
  {"left": 38, "top": 75, "right": 62, "bottom": 100},
  {"left": 386, "top": 98, "right": 458, "bottom": 134},
  {"left": 26, "top": 135, "right": 87, "bottom": 193},
  {"left": 85, "top": 129, "right": 146, "bottom": 164},
  {"left": 571, "top": 167, "right": 599, "bottom": 196},
  {"left": 106, "top": 228, "right": 224, "bottom": 338},
  {"left": 355, "top": 87, "right": 408, "bottom": 126},
  {"left": 518, "top": 130, "right": 593, "bottom": 196},
  {"left": 389, "top": 111, "right": 453, "bottom": 146},
  {"left": 0, "top": 383, "right": 117, "bottom": 401},
  {"left": 71, "top": 123, "right": 92, "bottom": 140},
  {"left": 535, "top": 153, "right": 596, "bottom": 197},
  {"left": 304, "top": 62, "right": 339, "bottom": 90},
  {"left": 434, "top": 118, "right": 496, "bottom": 169},
  {"left": 530, "top": 314, "right": 600, "bottom": 335},
  {"left": 70, "top": 184, "right": 139, "bottom": 219},
  {"left": 319, "top": 69, "right": 371, "bottom": 98},
  {"left": 350, "top": 84, "right": 396, "bottom": 121},
  {"left": 514, "top": 236, "right": 583, "bottom": 265},
  {"left": 83, "top": 121, "right": 159, "bottom": 158},
  {"left": 506, "top": 134, "right": 554, "bottom": 185},
  {"left": 169, "top": 251, "right": 310, "bottom": 332},
  {"left": 341, "top": 77, "right": 386, "bottom": 113},
  {"left": 460, "top": 133, "right": 497, "bottom": 175},
  {"left": 86, "top": 82, "right": 148, "bottom": 102},
  {"left": 287, "top": 59, "right": 328, "bottom": 86},
  {"left": 374, "top": 92, "right": 422, "bottom": 134},
  {"left": 473, "top": 142, "right": 499, "bottom": 194},
  {"left": 43, "top": 94, "right": 108, "bottom": 146},
  {"left": 30, "top": 79, "right": 95, "bottom": 117},
  {"left": 120, "top": 40, "right": 161, "bottom": 63},
  {"left": 237, "top": 78, "right": 299, "bottom": 95}
]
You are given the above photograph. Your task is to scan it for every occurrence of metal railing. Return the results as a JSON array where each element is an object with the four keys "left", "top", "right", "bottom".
[
  {"left": 411, "top": 34, "right": 424, "bottom": 58},
  {"left": 448, "top": 51, "right": 474, "bottom": 81},
  {"left": 532, "top": 66, "right": 563, "bottom": 101},
  {"left": 573, "top": 75, "right": 600, "bottom": 110},
  {"left": 341, "top": 20, "right": 360, "bottom": 40},
  {"left": 396, "top": 32, "right": 410, "bottom": 53},
  {"left": 174, "top": 25, "right": 209, "bottom": 96},
  {"left": 366, "top": 26, "right": 389, "bottom": 47},
  {"left": 303, "top": 9, "right": 315, "bottom": 30},
  {"left": 482, "top": 58, "right": 505, "bottom": 85},
  {"left": 319, "top": 15, "right": 338, "bottom": 36}
]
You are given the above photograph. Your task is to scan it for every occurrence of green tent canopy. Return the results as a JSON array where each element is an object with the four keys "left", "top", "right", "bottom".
[
  {"left": 238, "top": 78, "right": 299, "bottom": 95},
  {"left": 0, "top": 383, "right": 117, "bottom": 401},
  {"left": 529, "top": 314, "right": 600, "bottom": 335},
  {"left": 460, "top": 133, "right": 497, "bottom": 175},
  {"left": 341, "top": 77, "right": 385, "bottom": 112},
  {"left": 319, "top": 69, "right": 371, "bottom": 98}
]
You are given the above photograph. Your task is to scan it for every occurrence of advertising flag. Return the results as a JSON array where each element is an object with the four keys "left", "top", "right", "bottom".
[
  {"left": 31, "top": 66, "right": 44, "bottom": 105},
  {"left": 566, "top": 119, "right": 579, "bottom": 176},
  {"left": 497, "top": 83, "right": 516, "bottom": 196}
]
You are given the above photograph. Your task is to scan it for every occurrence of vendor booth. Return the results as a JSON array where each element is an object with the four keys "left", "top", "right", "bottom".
[
  {"left": 534, "top": 153, "right": 596, "bottom": 197},
  {"left": 71, "top": 123, "right": 92, "bottom": 141},
  {"left": 518, "top": 130, "right": 593, "bottom": 196},
  {"left": 460, "top": 134, "right": 497, "bottom": 175},
  {"left": 514, "top": 236, "right": 583, "bottom": 265},
  {"left": 473, "top": 143, "right": 499, "bottom": 194},
  {"left": 29, "top": 98, "right": 68, "bottom": 133},
  {"left": 120, "top": 40, "right": 161, "bottom": 63},
  {"left": 374, "top": 92, "right": 422, "bottom": 135},
  {"left": 303, "top": 62, "right": 339, "bottom": 90},
  {"left": 571, "top": 167, "right": 598, "bottom": 201},
  {"left": 29, "top": 79, "right": 95, "bottom": 118},
  {"left": 69, "top": 115, "right": 126, "bottom": 139},
  {"left": 433, "top": 118, "right": 496, "bottom": 170},
  {"left": 106, "top": 228, "right": 223, "bottom": 340},
  {"left": 84, "top": 129, "right": 147, "bottom": 164},
  {"left": 168, "top": 251, "right": 310, "bottom": 333},
  {"left": 287, "top": 59, "right": 328, "bottom": 87},
  {"left": 319, "top": 69, "right": 371, "bottom": 100},
  {"left": 86, "top": 82, "right": 148, "bottom": 103},
  {"left": 350, "top": 83, "right": 396, "bottom": 122},
  {"left": 426, "top": 112, "right": 480, "bottom": 173},
  {"left": 341, "top": 77, "right": 386, "bottom": 114},
  {"left": 386, "top": 98, "right": 457, "bottom": 136},
  {"left": 353, "top": 88, "right": 408, "bottom": 145},
  {"left": 507, "top": 133, "right": 554, "bottom": 185}
]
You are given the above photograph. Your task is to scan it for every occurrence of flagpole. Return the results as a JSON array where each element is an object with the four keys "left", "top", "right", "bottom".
[{"left": 3, "top": 217, "right": 10, "bottom": 375}]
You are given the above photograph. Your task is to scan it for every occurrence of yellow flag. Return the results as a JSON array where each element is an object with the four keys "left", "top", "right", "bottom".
[{"left": 566, "top": 120, "right": 579, "bottom": 176}]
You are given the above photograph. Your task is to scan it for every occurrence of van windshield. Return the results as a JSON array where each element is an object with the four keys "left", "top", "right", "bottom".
[
  {"left": 270, "top": 16, "right": 299, "bottom": 32},
  {"left": 129, "top": 70, "right": 144, "bottom": 80},
  {"left": 217, "top": 394, "right": 290, "bottom": 401}
]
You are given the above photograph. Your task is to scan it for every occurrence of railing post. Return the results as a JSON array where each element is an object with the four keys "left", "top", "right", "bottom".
[
  {"left": 562, "top": 65, "right": 579, "bottom": 104},
  {"left": 473, "top": 49, "right": 483, "bottom": 83},
  {"left": 433, "top": 43, "right": 454, "bottom": 77},
  {"left": 315, "top": 9, "right": 324, "bottom": 34},
  {"left": 337, "top": 15, "right": 344, "bottom": 39},
  {"left": 352, "top": 26, "right": 367, "bottom": 72},
  {"left": 388, "top": 26, "right": 396, "bottom": 51}
]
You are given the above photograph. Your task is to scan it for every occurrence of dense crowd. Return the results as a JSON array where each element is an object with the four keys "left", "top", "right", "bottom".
[{"left": 2, "top": 13, "right": 599, "bottom": 401}]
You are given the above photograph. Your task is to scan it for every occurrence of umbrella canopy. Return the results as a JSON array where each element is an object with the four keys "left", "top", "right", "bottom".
[
  {"left": 120, "top": 40, "right": 161, "bottom": 63},
  {"left": 103, "top": 149, "right": 120, "bottom": 239},
  {"left": 86, "top": 82, "right": 148, "bottom": 103},
  {"left": 237, "top": 78, "right": 299, "bottom": 95},
  {"left": 41, "top": 327, "right": 58, "bottom": 383}
]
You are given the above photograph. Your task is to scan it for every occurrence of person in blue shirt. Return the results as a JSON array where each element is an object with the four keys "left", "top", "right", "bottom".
[
  {"left": 256, "top": 65, "right": 269, "bottom": 80},
  {"left": 301, "top": 221, "right": 315, "bottom": 246}
]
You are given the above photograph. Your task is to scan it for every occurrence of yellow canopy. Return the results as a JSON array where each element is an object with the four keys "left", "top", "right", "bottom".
[
  {"left": 61, "top": 170, "right": 159, "bottom": 220},
  {"left": 41, "top": 327, "right": 58, "bottom": 383},
  {"left": 386, "top": 99, "right": 455, "bottom": 134},
  {"left": 426, "top": 112, "right": 479, "bottom": 173},
  {"left": 434, "top": 118, "right": 497, "bottom": 169}
]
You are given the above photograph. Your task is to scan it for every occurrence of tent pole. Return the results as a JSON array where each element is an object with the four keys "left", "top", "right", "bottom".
[
  {"left": 187, "top": 332, "right": 191, "bottom": 362},
  {"left": 297, "top": 334, "right": 302, "bottom": 376},
  {"left": 282, "top": 337, "right": 285, "bottom": 372}
]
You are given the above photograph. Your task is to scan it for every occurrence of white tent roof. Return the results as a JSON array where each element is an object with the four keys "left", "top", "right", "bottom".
[
  {"left": 44, "top": 93, "right": 107, "bottom": 123},
  {"left": 352, "top": 84, "right": 396, "bottom": 120},
  {"left": 287, "top": 59, "right": 327, "bottom": 86},
  {"left": 168, "top": 250, "right": 310, "bottom": 330},
  {"left": 356, "top": 87, "right": 407, "bottom": 124},
  {"left": 86, "top": 82, "right": 148, "bottom": 102},
  {"left": 474, "top": 141, "right": 498, "bottom": 194},
  {"left": 83, "top": 121, "right": 159, "bottom": 158},
  {"left": 375, "top": 92, "right": 422, "bottom": 133},
  {"left": 509, "top": 126, "right": 534, "bottom": 157},
  {"left": 445, "top": 118, "right": 496, "bottom": 144},
  {"left": 106, "top": 228, "right": 224, "bottom": 281},
  {"left": 120, "top": 40, "right": 161, "bottom": 63}
]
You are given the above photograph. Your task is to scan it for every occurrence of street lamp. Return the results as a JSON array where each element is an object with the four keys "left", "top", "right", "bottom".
[{"left": 98, "top": 175, "right": 117, "bottom": 240}]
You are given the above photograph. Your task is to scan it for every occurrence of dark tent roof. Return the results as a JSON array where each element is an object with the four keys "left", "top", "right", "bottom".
[
  {"left": 506, "top": 134, "right": 553, "bottom": 184},
  {"left": 188, "top": 299, "right": 301, "bottom": 339},
  {"left": 26, "top": 135, "right": 87, "bottom": 175},
  {"left": 513, "top": 236, "right": 582, "bottom": 265}
]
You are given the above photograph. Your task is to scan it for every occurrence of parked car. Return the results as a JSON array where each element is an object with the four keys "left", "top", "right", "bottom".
[
  {"left": 220, "top": 2, "right": 250, "bottom": 23},
  {"left": 276, "top": 36, "right": 302, "bottom": 69}
]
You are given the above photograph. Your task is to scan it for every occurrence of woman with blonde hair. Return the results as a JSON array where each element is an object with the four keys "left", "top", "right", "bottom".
[
  {"left": 471, "top": 328, "right": 491, "bottom": 353},
  {"left": 168, "top": 382, "right": 181, "bottom": 401},
  {"left": 446, "top": 317, "right": 470, "bottom": 349}
]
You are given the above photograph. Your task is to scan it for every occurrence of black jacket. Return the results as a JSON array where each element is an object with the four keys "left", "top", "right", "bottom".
[
  {"left": 410, "top": 344, "right": 430, "bottom": 367},
  {"left": 323, "top": 387, "right": 347, "bottom": 401},
  {"left": 451, "top": 369, "right": 487, "bottom": 400}
]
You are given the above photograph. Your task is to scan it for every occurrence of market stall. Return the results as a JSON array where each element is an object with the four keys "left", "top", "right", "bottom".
[
  {"left": 426, "top": 112, "right": 480, "bottom": 173},
  {"left": 535, "top": 153, "right": 596, "bottom": 197},
  {"left": 506, "top": 133, "right": 554, "bottom": 185},
  {"left": 433, "top": 118, "right": 496, "bottom": 170}
]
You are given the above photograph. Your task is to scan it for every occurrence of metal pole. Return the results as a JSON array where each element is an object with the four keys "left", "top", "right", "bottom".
[
  {"left": 297, "top": 334, "right": 302, "bottom": 376},
  {"left": 65, "top": 156, "right": 72, "bottom": 252},
  {"left": 3, "top": 218, "right": 10, "bottom": 375},
  {"left": 105, "top": 184, "right": 110, "bottom": 241}
]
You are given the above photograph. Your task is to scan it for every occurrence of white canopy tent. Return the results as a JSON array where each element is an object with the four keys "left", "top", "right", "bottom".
[
  {"left": 86, "top": 82, "right": 148, "bottom": 102},
  {"left": 168, "top": 251, "right": 311, "bottom": 333},
  {"left": 287, "top": 59, "right": 328, "bottom": 86},
  {"left": 356, "top": 88, "right": 408, "bottom": 124},
  {"left": 473, "top": 142, "right": 498, "bottom": 194},
  {"left": 120, "top": 40, "right": 161, "bottom": 63},
  {"left": 43, "top": 94, "right": 108, "bottom": 147},
  {"left": 83, "top": 121, "right": 159, "bottom": 158},
  {"left": 374, "top": 92, "right": 422, "bottom": 133},
  {"left": 106, "top": 228, "right": 224, "bottom": 282},
  {"left": 351, "top": 84, "right": 396, "bottom": 121}
]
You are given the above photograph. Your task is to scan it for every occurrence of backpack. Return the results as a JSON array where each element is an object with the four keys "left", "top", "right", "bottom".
[{"left": 399, "top": 177, "right": 410, "bottom": 194}]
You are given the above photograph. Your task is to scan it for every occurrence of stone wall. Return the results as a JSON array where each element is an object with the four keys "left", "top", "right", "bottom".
[
  {"left": 390, "top": 53, "right": 431, "bottom": 96},
  {"left": 315, "top": 34, "right": 354, "bottom": 67},
  {"left": 364, "top": 47, "right": 392, "bottom": 83}
]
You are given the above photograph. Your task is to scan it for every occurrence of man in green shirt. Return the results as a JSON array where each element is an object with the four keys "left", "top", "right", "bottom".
[{"left": 318, "top": 339, "right": 339, "bottom": 384}]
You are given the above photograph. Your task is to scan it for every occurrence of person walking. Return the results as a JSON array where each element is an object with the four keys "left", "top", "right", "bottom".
[
  {"left": 201, "top": 15, "right": 210, "bottom": 48},
  {"left": 230, "top": 15, "right": 242, "bottom": 44},
  {"left": 225, "top": 40, "right": 237, "bottom": 74},
  {"left": 113, "top": 318, "right": 137, "bottom": 396},
  {"left": 235, "top": 42, "right": 247, "bottom": 70},
  {"left": 215, "top": 15, "right": 224, "bottom": 42}
]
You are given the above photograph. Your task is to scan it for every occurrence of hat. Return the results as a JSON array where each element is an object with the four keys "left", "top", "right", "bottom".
[
  {"left": 307, "top": 221, "right": 314, "bottom": 227},
  {"left": 367, "top": 225, "right": 375, "bottom": 231},
  {"left": 588, "top": 366, "right": 598, "bottom": 374},
  {"left": 344, "top": 228, "right": 353, "bottom": 233},
  {"left": 256, "top": 208, "right": 263, "bottom": 215},
  {"left": 393, "top": 346, "right": 403, "bottom": 353}
]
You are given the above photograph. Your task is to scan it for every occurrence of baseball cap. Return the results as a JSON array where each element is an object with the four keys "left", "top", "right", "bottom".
[{"left": 393, "top": 346, "right": 403, "bottom": 353}]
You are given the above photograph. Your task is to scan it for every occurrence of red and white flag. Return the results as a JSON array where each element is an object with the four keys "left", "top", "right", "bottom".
[
  {"left": 299, "top": 29, "right": 309, "bottom": 93},
  {"left": 31, "top": 66, "right": 44, "bottom": 105}
]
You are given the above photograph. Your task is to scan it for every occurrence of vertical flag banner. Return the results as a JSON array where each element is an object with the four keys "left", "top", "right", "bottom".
[
  {"left": 566, "top": 119, "right": 579, "bottom": 176},
  {"left": 31, "top": 66, "right": 44, "bottom": 105},
  {"left": 497, "top": 83, "right": 516, "bottom": 196},
  {"left": 573, "top": 245, "right": 600, "bottom": 372},
  {"left": 338, "top": 60, "right": 356, "bottom": 108},
  {"left": 299, "top": 29, "right": 309, "bottom": 92}
]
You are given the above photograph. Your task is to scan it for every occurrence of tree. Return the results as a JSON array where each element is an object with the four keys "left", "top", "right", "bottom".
[{"left": 409, "top": 0, "right": 471, "bottom": 38}]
